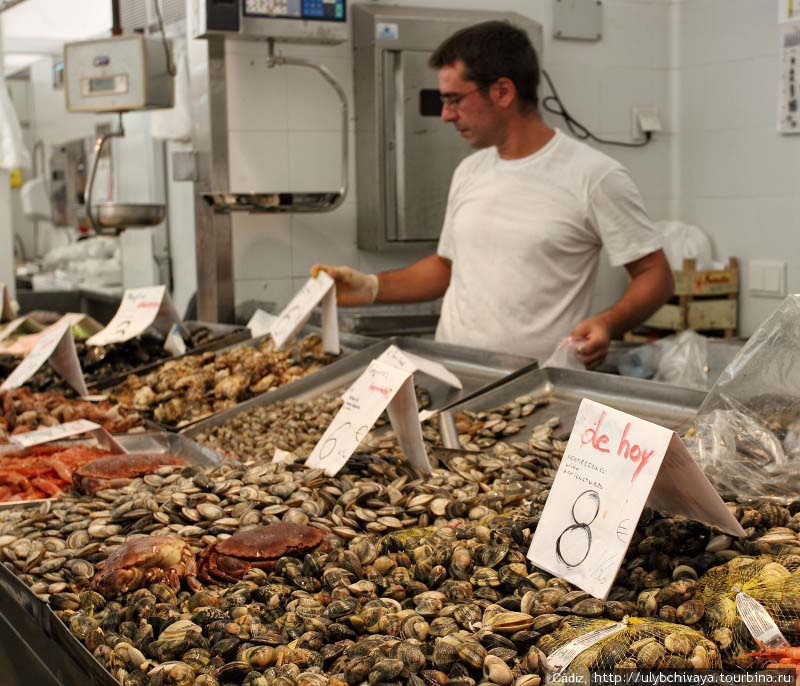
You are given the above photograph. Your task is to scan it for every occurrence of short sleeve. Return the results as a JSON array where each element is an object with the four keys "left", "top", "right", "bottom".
[
  {"left": 587, "top": 167, "right": 663, "bottom": 267},
  {"left": 436, "top": 160, "right": 467, "bottom": 261}
]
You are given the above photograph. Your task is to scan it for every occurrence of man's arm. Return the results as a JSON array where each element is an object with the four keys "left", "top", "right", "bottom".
[
  {"left": 376, "top": 254, "right": 452, "bottom": 303},
  {"left": 571, "top": 249, "right": 674, "bottom": 367},
  {"left": 312, "top": 253, "right": 451, "bottom": 306}
]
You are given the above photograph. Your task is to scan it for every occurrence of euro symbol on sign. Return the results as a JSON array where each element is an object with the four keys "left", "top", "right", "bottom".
[{"left": 616, "top": 519, "right": 631, "bottom": 543}]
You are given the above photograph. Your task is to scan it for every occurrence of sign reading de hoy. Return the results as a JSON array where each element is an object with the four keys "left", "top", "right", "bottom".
[
  {"left": 0, "top": 321, "right": 88, "bottom": 396},
  {"left": 270, "top": 273, "right": 339, "bottom": 354},
  {"left": 88, "top": 286, "right": 180, "bottom": 346},
  {"left": 528, "top": 399, "right": 745, "bottom": 599}
]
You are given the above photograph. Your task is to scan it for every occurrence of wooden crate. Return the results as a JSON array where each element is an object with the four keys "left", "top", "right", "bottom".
[{"left": 641, "top": 257, "right": 739, "bottom": 337}]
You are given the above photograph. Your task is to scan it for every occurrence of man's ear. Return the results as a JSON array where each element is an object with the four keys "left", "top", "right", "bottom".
[{"left": 492, "top": 77, "right": 517, "bottom": 109}]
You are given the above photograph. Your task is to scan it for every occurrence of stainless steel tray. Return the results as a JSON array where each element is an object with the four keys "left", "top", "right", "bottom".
[
  {"left": 443, "top": 367, "right": 707, "bottom": 442},
  {"left": 0, "top": 562, "right": 116, "bottom": 686},
  {"left": 89, "top": 320, "right": 251, "bottom": 390},
  {"left": 182, "top": 336, "right": 535, "bottom": 438},
  {"left": 0, "top": 432, "right": 222, "bottom": 510}
]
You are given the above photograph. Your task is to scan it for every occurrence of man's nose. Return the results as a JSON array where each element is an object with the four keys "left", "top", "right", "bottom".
[{"left": 441, "top": 105, "right": 456, "bottom": 122}]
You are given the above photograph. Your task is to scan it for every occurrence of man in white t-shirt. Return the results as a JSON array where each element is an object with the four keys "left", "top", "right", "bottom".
[{"left": 313, "top": 21, "right": 673, "bottom": 366}]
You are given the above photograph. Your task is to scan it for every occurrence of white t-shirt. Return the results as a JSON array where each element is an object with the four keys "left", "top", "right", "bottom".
[{"left": 435, "top": 129, "right": 662, "bottom": 361}]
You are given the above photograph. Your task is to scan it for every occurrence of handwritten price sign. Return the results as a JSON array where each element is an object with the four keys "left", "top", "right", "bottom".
[
  {"left": 0, "top": 321, "right": 88, "bottom": 396},
  {"left": 9, "top": 419, "right": 125, "bottom": 453},
  {"left": 88, "top": 286, "right": 180, "bottom": 346},
  {"left": 270, "top": 273, "right": 339, "bottom": 354},
  {"left": 306, "top": 359, "right": 431, "bottom": 476},
  {"left": 528, "top": 399, "right": 745, "bottom": 599}
]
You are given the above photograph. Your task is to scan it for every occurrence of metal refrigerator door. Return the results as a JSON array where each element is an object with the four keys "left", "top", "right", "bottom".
[{"left": 386, "top": 49, "right": 470, "bottom": 242}]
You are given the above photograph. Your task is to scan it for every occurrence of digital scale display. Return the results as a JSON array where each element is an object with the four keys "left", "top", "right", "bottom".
[
  {"left": 89, "top": 76, "right": 115, "bottom": 93},
  {"left": 244, "top": 0, "right": 345, "bottom": 22}
]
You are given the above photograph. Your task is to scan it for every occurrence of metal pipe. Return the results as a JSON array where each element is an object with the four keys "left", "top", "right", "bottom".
[
  {"left": 266, "top": 39, "right": 348, "bottom": 211},
  {"left": 111, "top": 0, "right": 122, "bottom": 36},
  {"left": 85, "top": 112, "right": 124, "bottom": 235}
]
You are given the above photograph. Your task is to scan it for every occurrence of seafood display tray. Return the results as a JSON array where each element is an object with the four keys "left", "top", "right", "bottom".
[
  {"left": 0, "top": 432, "right": 222, "bottom": 510},
  {"left": 443, "top": 367, "right": 707, "bottom": 440},
  {"left": 0, "top": 561, "right": 117, "bottom": 686},
  {"left": 126, "top": 328, "right": 377, "bottom": 433},
  {"left": 89, "top": 320, "right": 251, "bottom": 391},
  {"left": 181, "top": 336, "right": 535, "bottom": 438}
]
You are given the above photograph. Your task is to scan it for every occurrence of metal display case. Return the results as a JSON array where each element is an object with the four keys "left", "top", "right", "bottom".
[{"left": 183, "top": 336, "right": 536, "bottom": 438}]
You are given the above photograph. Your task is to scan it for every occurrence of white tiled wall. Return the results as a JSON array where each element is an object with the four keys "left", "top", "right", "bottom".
[
  {"left": 676, "top": 0, "right": 800, "bottom": 336},
  {"left": 225, "top": 0, "right": 677, "bottom": 313}
]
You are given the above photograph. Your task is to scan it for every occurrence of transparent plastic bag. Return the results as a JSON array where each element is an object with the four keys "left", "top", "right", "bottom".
[
  {"left": 541, "top": 337, "right": 584, "bottom": 370},
  {"left": 686, "top": 294, "right": 800, "bottom": 503},
  {"left": 656, "top": 220, "right": 718, "bottom": 271},
  {"left": 654, "top": 330, "right": 709, "bottom": 389}
]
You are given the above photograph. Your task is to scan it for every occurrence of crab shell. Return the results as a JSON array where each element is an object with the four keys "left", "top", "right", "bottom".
[
  {"left": 74, "top": 452, "right": 186, "bottom": 493},
  {"left": 197, "top": 523, "right": 325, "bottom": 584},
  {"left": 91, "top": 536, "right": 200, "bottom": 597}
]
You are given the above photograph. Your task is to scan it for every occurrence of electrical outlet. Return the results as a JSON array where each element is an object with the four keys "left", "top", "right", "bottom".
[
  {"left": 631, "top": 106, "right": 662, "bottom": 138},
  {"left": 749, "top": 260, "right": 787, "bottom": 298}
]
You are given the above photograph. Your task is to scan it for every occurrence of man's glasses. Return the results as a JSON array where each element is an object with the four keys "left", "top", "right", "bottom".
[{"left": 439, "top": 85, "right": 490, "bottom": 108}]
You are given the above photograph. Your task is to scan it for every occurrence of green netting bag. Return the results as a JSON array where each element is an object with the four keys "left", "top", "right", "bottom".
[
  {"left": 537, "top": 616, "right": 721, "bottom": 678},
  {"left": 695, "top": 555, "right": 800, "bottom": 667}
]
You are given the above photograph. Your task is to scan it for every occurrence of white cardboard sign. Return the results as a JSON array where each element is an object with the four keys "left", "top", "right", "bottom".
[
  {"left": 0, "top": 316, "right": 32, "bottom": 343},
  {"left": 305, "top": 359, "right": 432, "bottom": 476},
  {"left": 528, "top": 398, "right": 746, "bottom": 599},
  {"left": 0, "top": 283, "right": 13, "bottom": 322},
  {"left": 377, "top": 344, "right": 463, "bottom": 390},
  {"left": 0, "top": 321, "right": 88, "bottom": 396},
  {"left": 247, "top": 309, "right": 278, "bottom": 339},
  {"left": 163, "top": 323, "right": 187, "bottom": 357},
  {"left": 87, "top": 286, "right": 180, "bottom": 346},
  {"left": 9, "top": 419, "right": 126, "bottom": 453},
  {"left": 270, "top": 273, "right": 339, "bottom": 354}
]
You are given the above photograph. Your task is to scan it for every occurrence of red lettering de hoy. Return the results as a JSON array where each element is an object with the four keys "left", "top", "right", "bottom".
[{"left": 580, "top": 411, "right": 655, "bottom": 481}]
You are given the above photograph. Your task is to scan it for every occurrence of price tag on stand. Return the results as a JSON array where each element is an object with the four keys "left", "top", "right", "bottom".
[
  {"left": 163, "top": 323, "right": 187, "bottom": 357},
  {"left": 306, "top": 359, "right": 432, "bottom": 476},
  {"left": 9, "top": 419, "right": 126, "bottom": 453},
  {"left": 0, "top": 321, "right": 89, "bottom": 396},
  {"left": 87, "top": 286, "right": 180, "bottom": 346},
  {"left": 0, "top": 283, "right": 13, "bottom": 322},
  {"left": 270, "top": 273, "right": 339, "bottom": 354},
  {"left": 247, "top": 309, "right": 278, "bottom": 339},
  {"left": 528, "top": 398, "right": 746, "bottom": 599}
]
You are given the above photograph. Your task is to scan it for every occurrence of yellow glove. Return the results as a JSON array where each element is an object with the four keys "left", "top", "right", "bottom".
[{"left": 311, "top": 264, "right": 379, "bottom": 307}]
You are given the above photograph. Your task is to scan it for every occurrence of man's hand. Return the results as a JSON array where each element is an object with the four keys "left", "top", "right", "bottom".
[
  {"left": 311, "top": 264, "right": 379, "bottom": 307},
  {"left": 570, "top": 315, "right": 613, "bottom": 369}
]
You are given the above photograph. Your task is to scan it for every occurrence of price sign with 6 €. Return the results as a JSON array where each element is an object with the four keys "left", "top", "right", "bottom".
[
  {"left": 306, "top": 359, "right": 431, "bottom": 476},
  {"left": 9, "top": 419, "right": 126, "bottom": 453},
  {"left": 88, "top": 286, "right": 180, "bottom": 346},
  {"left": 270, "top": 273, "right": 339, "bottom": 354}
]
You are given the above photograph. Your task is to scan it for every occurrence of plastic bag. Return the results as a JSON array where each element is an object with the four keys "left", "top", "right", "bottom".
[
  {"left": 656, "top": 220, "right": 719, "bottom": 271},
  {"left": 20, "top": 176, "right": 50, "bottom": 221},
  {"left": 541, "top": 337, "right": 584, "bottom": 370},
  {"left": 150, "top": 36, "right": 191, "bottom": 141},
  {"left": 0, "top": 82, "right": 30, "bottom": 170},
  {"left": 654, "top": 330, "right": 709, "bottom": 389},
  {"left": 685, "top": 294, "right": 800, "bottom": 503}
]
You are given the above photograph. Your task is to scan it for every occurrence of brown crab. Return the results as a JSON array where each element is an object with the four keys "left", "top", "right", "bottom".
[
  {"left": 91, "top": 536, "right": 201, "bottom": 597},
  {"left": 74, "top": 452, "right": 186, "bottom": 493},
  {"left": 197, "top": 523, "right": 325, "bottom": 584}
]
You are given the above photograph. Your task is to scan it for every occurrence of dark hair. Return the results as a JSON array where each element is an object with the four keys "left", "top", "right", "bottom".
[{"left": 429, "top": 20, "right": 540, "bottom": 112}]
